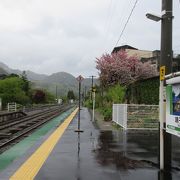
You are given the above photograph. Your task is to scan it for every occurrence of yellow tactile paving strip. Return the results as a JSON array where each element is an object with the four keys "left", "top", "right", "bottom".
[{"left": 10, "top": 108, "right": 78, "bottom": 180}]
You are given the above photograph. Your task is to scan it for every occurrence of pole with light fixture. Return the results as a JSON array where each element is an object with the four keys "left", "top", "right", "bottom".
[
  {"left": 146, "top": 13, "right": 162, "bottom": 22},
  {"left": 92, "top": 86, "right": 96, "bottom": 122},
  {"left": 146, "top": 0, "right": 173, "bottom": 172}
]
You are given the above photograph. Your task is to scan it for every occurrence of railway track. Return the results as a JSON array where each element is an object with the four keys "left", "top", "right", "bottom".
[{"left": 0, "top": 105, "right": 74, "bottom": 153}]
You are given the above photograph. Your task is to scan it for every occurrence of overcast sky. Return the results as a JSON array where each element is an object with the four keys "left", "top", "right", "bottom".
[{"left": 0, "top": 0, "right": 179, "bottom": 77}]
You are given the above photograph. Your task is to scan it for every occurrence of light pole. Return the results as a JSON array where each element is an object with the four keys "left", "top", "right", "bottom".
[
  {"left": 84, "top": 86, "right": 87, "bottom": 100},
  {"left": 89, "top": 75, "right": 96, "bottom": 121},
  {"left": 146, "top": 0, "right": 173, "bottom": 171},
  {"left": 55, "top": 85, "right": 58, "bottom": 102},
  {"left": 92, "top": 87, "right": 96, "bottom": 122}
]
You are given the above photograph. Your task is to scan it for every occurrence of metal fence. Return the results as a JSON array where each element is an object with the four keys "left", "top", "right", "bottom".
[
  {"left": 112, "top": 104, "right": 127, "bottom": 129},
  {"left": 113, "top": 104, "right": 159, "bottom": 129},
  {"left": 7, "top": 102, "right": 17, "bottom": 112}
]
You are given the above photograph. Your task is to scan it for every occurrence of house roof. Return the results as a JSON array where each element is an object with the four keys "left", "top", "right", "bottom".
[{"left": 112, "top": 45, "right": 138, "bottom": 54}]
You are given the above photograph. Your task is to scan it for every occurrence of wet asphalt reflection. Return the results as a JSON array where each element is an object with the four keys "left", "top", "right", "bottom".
[
  {"left": 35, "top": 108, "right": 180, "bottom": 180},
  {"left": 94, "top": 130, "right": 180, "bottom": 180}
]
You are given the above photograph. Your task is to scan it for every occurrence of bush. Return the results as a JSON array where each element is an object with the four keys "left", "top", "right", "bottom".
[
  {"left": 101, "top": 107, "right": 112, "bottom": 121},
  {"left": 126, "top": 76, "right": 159, "bottom": 104},
  {"left": 106, "top": 84, "right": 126, "bottom": 103},
  {"left": 0, "top": 77, "right": 30, "bottom": 107},
  {"left": 85, "top": 84, "right": 125, "bottom": 121},
  {"left": 84, "top": 99, "right": 93, "bottom": 109},
  {"left": 97, "top": 84, "right": 125, "bottom": 121}
]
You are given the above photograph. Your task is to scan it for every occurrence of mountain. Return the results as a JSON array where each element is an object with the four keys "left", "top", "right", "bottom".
[
  {"left": 0, "top": 62, "right": 48, "bottom": 81},
  {"left": 33, "top": 72, "right": 98, "bottom": 97},
  {"left": 0, "top": 62, "right": 10, "bottom": 72},
  {"left": 44, "top": 72, "right": 76, "bottom": 85},
  {"left": 0, "top": 67, "right": 8, "bottom": 75},
  {"left": 26, "top": 70, "right": 48, "bottom": 81},
  {"left": 0, "top": 62, "right": 21, "bottom": 75},
  {"left": 36, "top": 72, "right": 78, "bottom": 96},
  {"left": 0, "top": 62, "right": 99, "bottom": 97}
]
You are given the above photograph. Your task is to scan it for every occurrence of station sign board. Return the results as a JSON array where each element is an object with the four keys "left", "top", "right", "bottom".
[
  {"left": 166, "top": 77, "right": 180, "bottom": 137},
  {"left": 160, "top": 66, "right": 165, "bottom": 81}
]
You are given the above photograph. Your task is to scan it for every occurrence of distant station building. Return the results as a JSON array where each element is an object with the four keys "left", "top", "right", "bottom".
[{"left": 112, "top": 45, "right": 180, "bottom": 72}]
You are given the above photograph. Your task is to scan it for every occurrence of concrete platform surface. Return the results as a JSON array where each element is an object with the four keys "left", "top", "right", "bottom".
[
  {"left": 1, "top": 107, "right": 180, "bottom": 180},
  {"left": 36, "top": 108, "right": 180, "bottom": 180}
]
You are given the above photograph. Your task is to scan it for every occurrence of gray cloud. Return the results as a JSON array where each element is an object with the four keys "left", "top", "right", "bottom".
[{"left": 0, "top": 0, "right": 179, "bottom": 77}]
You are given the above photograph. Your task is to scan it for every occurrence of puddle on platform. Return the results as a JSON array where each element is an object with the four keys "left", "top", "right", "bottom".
[{"left": 92, "top": 130, "right": 180, "bottom": 180}]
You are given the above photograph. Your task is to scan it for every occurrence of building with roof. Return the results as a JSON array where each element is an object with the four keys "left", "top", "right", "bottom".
[{"left": 112, "top": 45, "right": 180, "bottom": 72}]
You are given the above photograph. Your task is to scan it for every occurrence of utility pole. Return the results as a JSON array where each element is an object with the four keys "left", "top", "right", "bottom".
[
  {"left": 89, "top": 75, "right": 96, "bottom": 100},
  {"left": 92, "top": 87, "right": 96, "bottom": 122},
  {"left": 146, "top": 0, "right": 173, "bottom": 173},
  {"left": 84, "top": 86, "right": 87, "bottom": 101},
  {"left": 89, "top": 75, "right": 96, "bottom": 121},
  {"left": 56, "top": 85, "right": 58, "bottom": 100},
  {"left": 160, "top": 0, "right": 173, "bottom": 171},
  {"left": 160, "top": 0, "right": 173, "bottom": 73}
]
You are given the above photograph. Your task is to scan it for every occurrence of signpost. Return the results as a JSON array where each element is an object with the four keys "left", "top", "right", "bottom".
[
  {"left": 166, "top": 78, "right": 180, "bottom": 137},
  {"left": 159, "top": 71, "right": 180, "bottom": 173},
  {"left": 92, "top": 87, "right": 96, "bottom": 122},
  {"left": 159, "top": 66, "right": 166, "bottom": 170},
  {"left": 75, "top": 75, "right": 84, "bottom": 133}
]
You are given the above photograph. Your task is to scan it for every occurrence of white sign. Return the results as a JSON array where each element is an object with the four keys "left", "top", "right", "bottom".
[{"left": 166, "top": 83, "right": 180, "bottom": 137}]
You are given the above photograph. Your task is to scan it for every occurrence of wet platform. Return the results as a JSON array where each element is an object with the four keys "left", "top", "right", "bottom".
[{"left": 0, "top": 107, "right": 180, "bottom": 180}]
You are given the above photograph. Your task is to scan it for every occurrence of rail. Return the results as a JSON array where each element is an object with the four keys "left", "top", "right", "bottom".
[{"left": 0, "top": 104, "right": 74, "bottom": 153}]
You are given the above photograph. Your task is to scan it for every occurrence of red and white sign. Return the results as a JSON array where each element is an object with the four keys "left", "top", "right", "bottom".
[{"left": 76, "top": 75, "right": 84, "bottom": 82}]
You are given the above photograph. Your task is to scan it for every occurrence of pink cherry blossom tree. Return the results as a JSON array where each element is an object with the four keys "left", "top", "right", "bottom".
[{"left": 96, "top": 50, "right": 157, "bottom": 87}]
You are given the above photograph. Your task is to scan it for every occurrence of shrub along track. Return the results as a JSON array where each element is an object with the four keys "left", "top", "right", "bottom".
[{"left": 0, "top": 105, "right": 74, "bottom": 153}]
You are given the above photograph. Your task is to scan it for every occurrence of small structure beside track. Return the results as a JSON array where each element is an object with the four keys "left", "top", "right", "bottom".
[{"left": 0, "top": 111, "right": 27, "bottom": 122}]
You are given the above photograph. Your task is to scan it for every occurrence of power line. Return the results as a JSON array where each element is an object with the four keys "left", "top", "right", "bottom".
[
  {"left": 104, "top": 0, "right": 133, "bottom": 52},
  {"left": 104, "top": 0, "right": 119, "bottom": 52},
  {"left": 103, "top": 0, "right": 113, "bottom": 52},
  {"left": 104, "top": 0, "right": 113, "bottom": 34},
  {"left": 115, "top": 0, "right": 133, "bottom": 36},
  {"left": 105, "top": 0, "right": 114, "bottom": 35},
  {"left": 114, "top": 0, "right": 139, "bottom": 47}
]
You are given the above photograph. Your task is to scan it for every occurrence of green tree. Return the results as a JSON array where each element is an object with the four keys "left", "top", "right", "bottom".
[
  {"left": 0, "top": 77, "right": 30, "bottom": 106},
  {"left": 21, "top": 71, "right": 30, "bottom": 95},
  {"left": 99, "top": 84, "right": 125, "bottom": 121},
  {"left": 44, "top": 90, "right": 55, "bottom": 103},
  {"left": 67, "top": 90, "right": 75, "bottom": 100},
  {"left": 106, "top": 84, "right": 126, "bottom": 103}
]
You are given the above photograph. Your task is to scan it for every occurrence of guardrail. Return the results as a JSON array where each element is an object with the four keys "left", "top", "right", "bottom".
[{"left": 113, "top": 104, "right": 159, "bottom": 129}]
